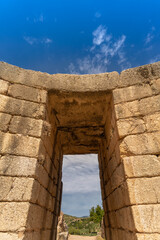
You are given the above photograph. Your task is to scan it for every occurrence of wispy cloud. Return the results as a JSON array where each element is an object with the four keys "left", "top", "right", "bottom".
[
  {"left": 149, "top": 54, "right": 160, "bottom": 64},
  {"left": 95, "top": 12, "right": 101, "bottom": 18},
  {"left": 145, "top": 26, "right": 155, "bottom": 44},
  {"left": 62, "top": 154, "right": 100, "bottom": 194},
  {"left": 26, "top": 14, "right": 44, "bottom": 23},
  {"left": 24, "top": 36, "right": 52, "bottom": 45},
  {"left": 68, "top": 25, "right": 129, "bottom": 74}
]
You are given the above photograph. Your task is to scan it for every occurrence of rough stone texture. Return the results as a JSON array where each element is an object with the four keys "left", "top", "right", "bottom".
[
  {"left": 0, "top": 79, "right": 9, "bottom": 94},
  {"left": 57, "top": 212, "right": 69, "bottom": 240},
  {"left": 0, "top": 61, "right": 160, "bottom": 240},
  {"left": 8, "top": 83, "right": 47, "bottom": 103}
]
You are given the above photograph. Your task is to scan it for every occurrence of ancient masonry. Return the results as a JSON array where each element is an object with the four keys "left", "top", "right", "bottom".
[{"left": 0, "top": 61, "right": 160, "bottom": 240}]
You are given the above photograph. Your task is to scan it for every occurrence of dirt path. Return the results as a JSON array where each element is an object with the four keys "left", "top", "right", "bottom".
[{"left": 68, "top": 235, "right": 97, "bottom": 240}]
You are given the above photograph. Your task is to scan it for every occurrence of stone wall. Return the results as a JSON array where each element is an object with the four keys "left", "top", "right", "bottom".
[{"left": 0, "top": 61, "right": 160, "bottom": 240}]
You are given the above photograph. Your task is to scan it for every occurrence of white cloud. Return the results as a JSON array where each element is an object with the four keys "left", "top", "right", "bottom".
[
  {"left": 34, "top": 14, "right": 44, "bottom": 23},
  {"left": 24, "top": 36, "right": 52, "bottom": 45},
  {"left": 62, "top": 154, "right": 100, "bottom": 194},
  {"left": 68, "top": 25, "right": 128, "bottom": 74}
]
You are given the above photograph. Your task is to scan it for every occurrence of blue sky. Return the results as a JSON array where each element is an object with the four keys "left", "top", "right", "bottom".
[
  {"left": 1, "top": 0, "right": 160, "bottom": 216},
  {"left": 0, "top": 0, "right": 160, "bottom": 74}
]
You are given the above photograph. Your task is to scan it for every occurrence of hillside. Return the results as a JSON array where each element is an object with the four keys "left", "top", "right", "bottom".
[{"left": 64, "top": 214, "right": 101, "bottom": 236}]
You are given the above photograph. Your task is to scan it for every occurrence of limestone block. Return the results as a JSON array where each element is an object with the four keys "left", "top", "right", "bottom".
[
  {"left": 0, "top": 232, "right": 24, "bottom": 240},
  {"left": 0, "top": 94, "right": 45, "bottom": 119},
  {"left": 115, "top": 206, "right": 135, "bottom": 231},
  {"left": 151, "top": 78, "right": 160, "bottom": 94},
  {"left": 117, "top": 118, "right": 146, "bottom": 138},
  {"left": 109, "top": 163, "right": 125, "bottom": 193},
  {"left": 9, "top": 116, "right": 43, "bottom": 137},
  {"left": 139, "top": 95, "right": 160, "bottom": 116},
  {"left": 0, "top": 112, "right": 12, "bottom": 131},
  {"left": 0, "top": 79, "right": 9, "bottom": 94},
  {"left": 113, "top": 84, "right": 152, "bottom": 104},
  {"left": 0, "top": 176, "right": 35, "bottom": 201},
  {"left": 123, "top": 155, "right": 160, "bottom": 177},
  {"left": 144, "top": 113, "right": 160, "bottom": 132},
  {"left": 107, "top": 181, "right": 130, "bottom": 211},
  {"left": 119, "top": 132, "right": 160, "bottom": 155},
  {"left": 0, "top": 202, "right": 30, "bottom": 231},
  {"left": 8, "top": 83, "right": 47, "bottom": 103},
  {"left": 116, "top": 229, "right": 136, "bottom": 240},
  {"left": 0, "top": 132, "right": 41, "bottom": 157},
  {"left": 20, "top": 231, "right": 41, "bottom": 240},
  {"left": 0, "top": 155, "right": 37, "bottom": 176},
  {"left": 132, "top": 204, "right": 160, "bottom": 232},
  {"left": 115, "top": 95, "right": 160, "bottom": 119},
  {"left": 26, "top": 204, "right": 44, "bottom": 230},
  {"left": 127, "top": 177, "right": 160, "bottom": 204},
  {"left": 136, "top": 233, "right": 160, "bottom": 240},
  {"left": 119, "top": 64, "right": 155, "bottom": 88}
]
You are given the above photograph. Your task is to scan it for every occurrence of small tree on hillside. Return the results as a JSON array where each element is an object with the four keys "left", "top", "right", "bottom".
[{"left": 89, "top": 205, "right": 104, "bottom": 225}]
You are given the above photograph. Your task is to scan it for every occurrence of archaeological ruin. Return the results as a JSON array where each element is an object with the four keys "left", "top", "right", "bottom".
[{"left": 0, "top": 61, "right": 160, "bottom": 240}]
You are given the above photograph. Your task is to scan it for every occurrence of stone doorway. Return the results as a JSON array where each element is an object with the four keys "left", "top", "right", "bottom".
[{"left": 0, "top": 61, "right": 160, "bottom": 240}]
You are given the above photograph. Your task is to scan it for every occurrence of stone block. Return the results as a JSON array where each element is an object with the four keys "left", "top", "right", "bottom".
[
  {"left": 0, "top": 94, "right": 45, "bottom": 119},
  {"left": 113, "top": 84, "right": 152, "bottom": 104},
  {"left": 0, "top": 233, "right": 23, "bottom": 240},
  {"left": 123, "top": 155, "right": 160, "bottom": 177},
  {"left": 127, "top": 177, "right": 160, "bottom": 204},
  {"left": 0, "top": 112, "right": 11, "bottom": 131},
  {"left": 0, "top": 176, "right": 34, "bottom": 201},
  {"left": 117, "top": 118, "right": 146, "bottom": 138},
  {"left": 115, "top": 95, "right": 160, "bottom": 119},
  {"left": 0, "top": 132, "right": 41, "bottom": 157},
  {"left": 136, "top": 233, "right": 160, "bottom": 240},
  {"left": 0, "top": 79, "right": 9, "bottom": 94},
  {"left": 8, "top": 83, "right": 47, "bottom": 103},
  {"left": 26, "top": 204, "right": 44, "bottom": 230},
  {"left": 132, "top": 204, "right": 160, "bottom": 232},
  {"left": 115, "top": 206, "right": 135, "bottom": 231},
  {"left": 0, "top": 155, "right": 37, "bottom": 176},
  {"left": 151, "top": 78, "right": 160, "bottom": 94},
  {"left": 119, "top": 64, "right": 155, "bottom": 88},
  {"left": 144, "top": 113, "right": 160, "bottom": 132},
  {"left": 9, "top": 116, "right": 43, "bottom": 137},
  {"left": 109, "top": 163, "right": 125, "bottom": 193},
  {"left": 0, "top": 202, "right": 30, "bottom": 231},
  {"left": 120, "top": 132, "right": 160, "bottom": 155}
]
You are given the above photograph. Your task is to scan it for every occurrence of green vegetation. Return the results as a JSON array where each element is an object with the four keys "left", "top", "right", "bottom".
[{"left": 64, "top": 205, "right": 104, "bottom": 236}]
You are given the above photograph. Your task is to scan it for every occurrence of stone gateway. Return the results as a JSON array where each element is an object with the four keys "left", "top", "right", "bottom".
[{"left": 0, "top": 61, "right": 160, "bottom": 240}]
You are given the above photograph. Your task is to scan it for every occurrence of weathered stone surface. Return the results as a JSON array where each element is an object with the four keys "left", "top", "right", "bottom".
[
  {"left": 115, "top": 95, "right": 160, "bottom": 119},
  {"left": 0, "top": 202, "right": 29, "bottom": 231},
  {"left": 0, "top": 155, "right": 37, "bottom": 176},
  {"left": 151, "top": 78, "right": 160, "bottom": 94},
  {"left": 8, "top": 83, "right": 47, "bottom": 103},
  {"left": 0, "top": 112, "right": 11, "bottom": 131},
  {"left": 113, "top": 84, "right": 152, "bottom": 104},
  {"left": 0, "top": 79, "right": 9, "bottom": 94},
  {"left": 136, "top": 233, "right": 160, "bottom": 240},
  {"left": 144, "top": 113, "right": 160, "bottom": 132},
  {"left": 9, "top": 116, "right": 43, "bottom": 137},
  {"left": 0, "top": 176, "right": 34, "bottom": 201},
  {"left": 118, "top": 63, "right": 159, "bottom": 88},
  {"left": 0, "top": 232, "right": 24, "bottom": 240},
  {"left": 123, "top": 155, "right": 160, "bottom": 177},
  {"left": 0, "top": 94, "right": 45, "bottom": 119},
  {"left": 127, "top": 177, "right": 160, "bottom": 204},
  {"left": 132, "top": 205, "right": 160, "bottom": 232},
  {"left": 117, "top": 118, "right": 146, "bottom": 138},
  {"left": 0, "top": 132, "right": 41, "bottom": 157},
  {"left": 57, "top": 212, "right": 68, "bottom": 240},
  {"left": 120, "top": 132, "right": 160, "bottom": 155}
]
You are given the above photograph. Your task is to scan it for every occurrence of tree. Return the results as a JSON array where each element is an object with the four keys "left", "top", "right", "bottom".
[{"left": 89, "top": 205, "right": 104, "bottom": 224}]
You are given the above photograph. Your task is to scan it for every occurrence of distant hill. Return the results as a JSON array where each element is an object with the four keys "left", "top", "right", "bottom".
[{"left": 63, "top": 214, "right": 101, "bottom": 236}]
